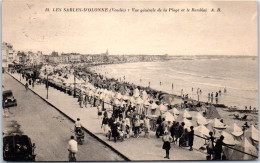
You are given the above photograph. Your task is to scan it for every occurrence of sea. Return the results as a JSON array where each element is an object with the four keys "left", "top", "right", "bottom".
[{"left": 91, "top": 56, "right": 258, "bottom": 109}]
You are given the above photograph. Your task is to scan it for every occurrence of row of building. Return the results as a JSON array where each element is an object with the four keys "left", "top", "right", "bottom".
[{"left": 2, "top": 42, "right": 168, "bottom": 67}]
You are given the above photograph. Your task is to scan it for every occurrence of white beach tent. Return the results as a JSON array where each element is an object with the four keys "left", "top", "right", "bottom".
[
  {"left": 135, "top": 97, "right": 144, "bottom": 105},
  {"left": 220, "top": 131, "right": 237, "bottom": 146},
  {"left": 133, "top": 88, "right": 140, "bottom": 98},
  {"left": 194, "top": 125, "right": 210, "bottom": 137},
  {"left": 244, "top": 125, "right": 259, "bottom": 142},
  {"left": 147, "top": 106, "right": 161, "bottom": 117},
  {"left": 143, "top": 100, "right": 150, "bottom": 106},
  {"left": 162, "top": 111, "right": 176, "bottom": 122},
  {"left": 230, "top": 123, "right": 244, "bottom": 137},
  {"left": 103, "top": 95, "right": 111, "bottom": 103},
  {"left": 229, "top": 138, "right": 258, "bottom": 160},
  {"left": 99, "top": 92, "right": 106, "bottom": 101},
  {"left": 179, "top": 118, "right": 193, "bottom": 129},
  {"left": 150, "top": 102, "right": 159, "bottom": 109},
  {"left": 113, "top": 98, "right": 120, "bottom": 106},
  {"left": 169, "top": 107, "right": 180, "bottom": 116},
  {"left": 123, "top": 95, "right": 130, "bottom": 100},
  {"left": 211, "top": 118, "right": 226, "bottom": 129},
  {"left": 141, "top": 90, "right": 149, "bottom": 101},
  {"left": 195, "top": 112, "right": 208, "bottom": 126},
  {"left": 159, "top": 103, "right": 168, "bottom": 112},
  {"left": 183, "top": 109, "right": 192, "bottom": 119},
  {"left": 115, "top": 92, "right": 123, "bottom": 99}
]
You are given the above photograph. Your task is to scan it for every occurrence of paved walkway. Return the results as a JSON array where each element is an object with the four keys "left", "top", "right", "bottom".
[{"left": 8, "top": 72, "right": 206, "bottom": 161}]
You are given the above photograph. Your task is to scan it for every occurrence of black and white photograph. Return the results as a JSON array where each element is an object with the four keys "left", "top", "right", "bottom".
[{"left": 1, "top": 0, "right": 258, "bottom": 161}]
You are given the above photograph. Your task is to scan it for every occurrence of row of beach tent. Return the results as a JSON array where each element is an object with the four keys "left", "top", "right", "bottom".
[{"left": 39, "top": 65, "right": 259, "bottom": 160}]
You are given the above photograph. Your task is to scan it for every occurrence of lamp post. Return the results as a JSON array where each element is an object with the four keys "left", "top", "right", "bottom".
[
  {"left": 45, "top": 68, "right": 49, "bottom": 99},
  {"left": 73, "top": 71, "right": 76, "bottom": 98},
  {"left": 46, "top": 74, "right": 49, "bottom": 99}
]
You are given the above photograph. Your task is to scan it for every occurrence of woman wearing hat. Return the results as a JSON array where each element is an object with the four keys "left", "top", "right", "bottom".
[{"left": 162, "top": 131, "right": 173, "bottom": 159}]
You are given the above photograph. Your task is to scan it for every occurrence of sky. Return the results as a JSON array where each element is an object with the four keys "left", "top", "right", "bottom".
[{"left": 2, "top": 0, "right": 258, "bottom": 56}]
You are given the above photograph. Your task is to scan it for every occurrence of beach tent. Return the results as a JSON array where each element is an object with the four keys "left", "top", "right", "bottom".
[
  {"left": 143, "top": 100, "right": 150, "bottom": 106},
  {"left": 159, "top": 104, "right": 168, "bottom": 112},
  {"left": 135, "top": 97, "right": 144, "bottom": 105},
  {"left": 115, "top": 92, "right": 123, "bottom": 99},
  {"left": 160, "top": 94, "right": 175, "bottom": 106},
  {"left": 113, "top": 98, "right": 120, "bottom": 106},
  {"left": 179, "top": 117, "right": 193, "bottom": 129},
  {"left": 118, "top": 85, "right": 126, "bottom": 95},
  {"left": 244, "top": 125, "right": 259, "bottom": 142},
  {"left": 183, "top": 109, "right": 192, "bottom": 119},
  {"left": 129, "top": 96, "right": 136, "bottom": 104},
  {"left": 169, "top": 107, "right": 180, "bottom": 115},
  {"left": 220, "top": 131, "right": 237, "bottom": 146},
  {"left": 103, "top": 95, "right": 111, "bottom": 103},
  {"left": 133, "top": 88, "right": 140, "bottom": 98},
  {"left": 229, "top": 138, "right": 258, "bottom": 160},
  {"left": 162, "top": 111, "right": 176, "bottom": 122},
  {"left": 123, "top": 95, "right": 130, "bottom": 100},
  {"left": 230, "top": 123, "right": 244, "bottom": 137},
  {"left": 147, "top": 106, "right": 161, "bottom": 117},
  {"left": 41, "top": 65, "right": 54, "bottom": 74},
  {"left": 141, "top": 90, "right": 149, "bottom": 101},
  {"left": 150, "top": 102, "right": 159, "bottom": 109},
  {"left": 99, "top": 93, "right": 106, "bottom": 100},
  {"left": 205, "top": 106, "right": 221, "bottom": 119},
  {"left": 210, "top": 118, "right": 226, "bottom": 129},
  {"left": 194, "top": 125, "right": 210, "bottom": 137},
  {"left": 195, "top": 112, "right": 208, "bottom": 125}
]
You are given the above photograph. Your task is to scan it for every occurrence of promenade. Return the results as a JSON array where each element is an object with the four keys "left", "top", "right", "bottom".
[{"left": 8, "top": 72, "right": 206, "bottom": 161}]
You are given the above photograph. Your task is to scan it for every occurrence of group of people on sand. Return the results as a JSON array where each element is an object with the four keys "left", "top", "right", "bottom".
[
  {"left": 206, "top": 132, "right": 226, "bottom": 160},
  {"left": 244, "top": 106, "right": 257, "bottom": 113}
]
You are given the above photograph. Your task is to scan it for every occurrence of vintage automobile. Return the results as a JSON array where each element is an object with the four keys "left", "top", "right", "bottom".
[
  {"left": 2, "top": 90, "right": 17, "bottom": 108},
  {"left": 3, "top": 135, "right": 36, "bottom": 161}
]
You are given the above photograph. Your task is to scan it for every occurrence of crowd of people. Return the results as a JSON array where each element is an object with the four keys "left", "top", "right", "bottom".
[{"left": 9, "top": 64, "right": 257, "bottom": 161}]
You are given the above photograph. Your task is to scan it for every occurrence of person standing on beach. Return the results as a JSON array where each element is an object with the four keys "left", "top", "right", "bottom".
[
  {"left": 214, "top": 135, "right": 224, "bottom": 160},
  {"left": 97, "top": 103, "right": 102, "bottom": 119},
  {"left": 162, "top": 131, "right": 173, "bottom": 159},
  {"left": 215, "top": 92, "right": 219, "bottom": 104},
  {"left": 143, "top": 116, "right": 150, "bottom": 138},
  {"left": 178, "top": 122, "right": 185, "bottom": 147},
  {"left": 188, "top": 126, "right": 194, "bottom": 151},
  {"left": 84, "top": 93, "right": 88, "bottom": 108},
  {"left": 78, "top": 92, "right": 83, "bottom": 108},
  {"left": 101, "top": 114, "right": 109, "bottom": 136},
  {"left": 174, "top": 122, "right": 180, "bottom": 142},
  {"left": 206, "top": 131, "right": 215, "bottom": 160},
  {"left": 170, "top": 122, "right": 176, "bottom": 143}
]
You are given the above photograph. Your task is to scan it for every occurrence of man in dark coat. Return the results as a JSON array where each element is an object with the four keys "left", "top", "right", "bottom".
[
  {"left": 178, "top": 122, "right": 185, "bottom": 146},
  {"left": 214, "top": 135, "right": 224, "bottom": 160},
  {"left": 188, "top": 126, "right": 194, "bottom": 151},
  {"left": 170, "top": 122, "right": 176, "bottom": 143},
  {"left": 111, "top": 122, "right": 118, "bottom": 143}
]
